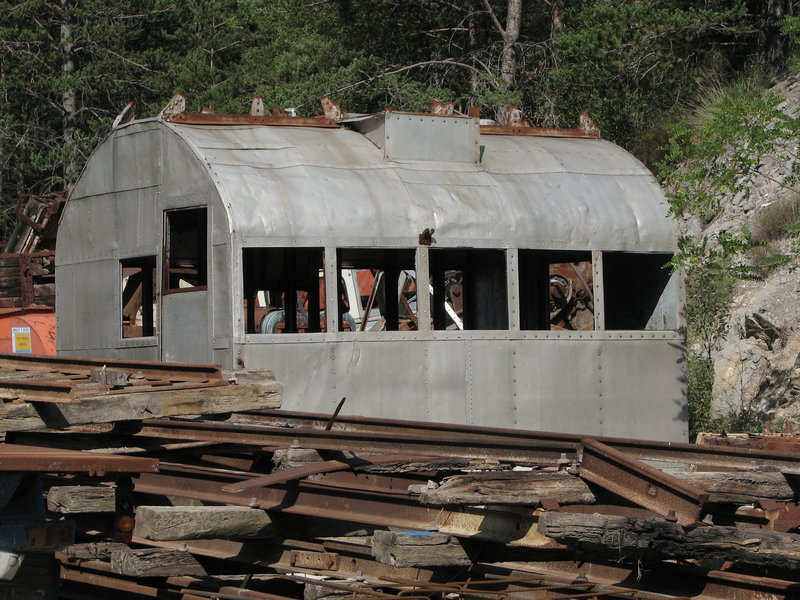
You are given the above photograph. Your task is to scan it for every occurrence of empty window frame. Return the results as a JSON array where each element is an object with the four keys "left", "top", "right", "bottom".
[
  {"left": 429, "top": 249, "right": 507, "bottom": 330},
  {"left": 519, "top": 251, "right": 595, "bottom": 331},
  {"left": 337, "top": 249, "right": 417, "bottom": 332},
  {"left": 121, "top": 256, "right": 157, "bottom": 338},
  {"left": 243, "top": 248, "right": 329, "bottom": 334},
  {"left": 603, "top": 252, "right": 675, "bottom": 330},
  {"left": 163, "top": 207, "right": 207, "bottom": 292}
]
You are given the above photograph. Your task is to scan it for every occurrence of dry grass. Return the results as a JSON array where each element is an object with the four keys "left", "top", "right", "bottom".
[{"left": 752, "top": 195, "right": 800, "bottom": 243}]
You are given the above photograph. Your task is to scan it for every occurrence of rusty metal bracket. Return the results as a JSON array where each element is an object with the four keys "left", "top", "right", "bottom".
[{"left": 579, "top": 439, "right": 709, "bottom": 526}]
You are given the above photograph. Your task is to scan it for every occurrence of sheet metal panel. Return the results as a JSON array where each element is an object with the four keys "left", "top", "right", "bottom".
[
  {"left": 159, "top": 127, "right": 219, "bottom": 204},
  {"left": 161, "top": 291, "right": 211, "bottom": 364},
  {"left": 112, "top": 188, "right": 158, "bottom": 256},
  {"left": 469, "top": 339, "right": 516, "bottom": 427},
  {"left": 238, "top": 337, "right": 686, "bottom": 441},
  {"left": 598, "top": 339, "right": 687, "bottom": 442},
  {"left": 161, "top": 120, "right": 675, "bottom": 252},
  {"left": 57, "top": 193, "right": 115, "bottom": 263},
  {"left": 513, "top": 339, "right": 603, "bottom": 434},
  {"left": 212, "top": 242, "right": 232, "bottom": 352},
  {"left": 384, "top": 113, "right": 479, "bottom": 163},
  {"left": 60, "top": 259, "right": 119, "bottom": 351},
  {"left": 69, "top": 122, "right": 160, "bottom": 201}
]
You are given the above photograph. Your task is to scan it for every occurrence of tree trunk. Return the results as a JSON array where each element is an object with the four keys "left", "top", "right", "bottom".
[
  {"left": 766, "top": 0, "right": 789, "bottom": 70},
  {"left": 59, "top": 0, "right": 77, "bottom": 192},
  {"left": 500, "top": 0, "right": 522, "bottom": 85}
]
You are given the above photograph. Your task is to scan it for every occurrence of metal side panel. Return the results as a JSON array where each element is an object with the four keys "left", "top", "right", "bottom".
[
  {"left": 598, "top": 339, "right": 688, "bottom": 442},
  {"left": 65, "top": 259, "right": 120, "bottom": 351},
  {"left": 212, "top": 242, "right": 232, "bottom": 360},
  {"left": 241, "top": 340, "right": 430, "bottom": 420},
  {"left": 424, "top": 340, "right": 469, "bottom": 423},
  {"left": 513, "top": 340, "right": 603, "bottom": 434},
  {"left": 161, "top": 291, "right": 211, "bottom": 364},
  {"left": 332, "top": 340, "right": 429, "bottom": 420},
  {"left": 113, "top": 187, "right": 158, "bottom": 255},
  {"left": 54, "top": 264, "right": 76, "bottom": 352},
  {"left": 111, "top": 127, "right": 159, "bottom": 192},
  {"left": 240, "top": 342, "right": 333, "bottom": 412},
  {"left": 468, "top": 339, "right": 515, "bottom": 427}
]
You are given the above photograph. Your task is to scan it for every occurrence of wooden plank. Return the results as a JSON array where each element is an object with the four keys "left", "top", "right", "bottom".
[
  {"left": 420, "top": 472, "right": 596, "bottom": 506},
  {"left": 371, "top": 531, "right": 471, "bottom": 567},
  {"left": 110, "top": 547, "right": 206, "bottom": 576},
  {"left": 47, "top": 485, "right": 115, "bottom": 513},
  {"left": 539, "top": 511, "right": 800, "bottom": 571},
  {"left": 63, "top": 542, "right": 128, "bottom": 561},
  {"left": 134, "top": 506, "right": 274, "bottom": 541},
  {"left": 419, "top": 471, "right": 798, "bottom": 506},
  {"left": 676, "top": 471, "right": 799, "bottom": 504},
  {"left": 0, "top": 381, "right": 282, "bottom": 432}
]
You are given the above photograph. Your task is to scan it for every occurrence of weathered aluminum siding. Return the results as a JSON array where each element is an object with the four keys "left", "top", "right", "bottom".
[
  {"left": 56, "top": 116, "right": 686, "bottom": 442},
  {"left": 57, "top": 121, "right": 218, "bottom": 363},
  {"left": 165, "top": 119, "right": 673, "bottom": 251},
  {"left": 237, "top": 334, "right": 685, "bottom": 441}
]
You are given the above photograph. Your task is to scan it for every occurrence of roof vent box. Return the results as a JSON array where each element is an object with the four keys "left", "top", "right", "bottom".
[{"left": 348, "top": 112, "right": 479, "bottom": 164}]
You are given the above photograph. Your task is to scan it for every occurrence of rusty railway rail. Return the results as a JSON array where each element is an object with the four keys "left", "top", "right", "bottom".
[
  {"left": 242, "top": 409, "right": 800, "bottom": 471},
  {"left": 2, "top": 372, "right": 798, "bottom": 600},
  {"left": 137, "top": 418, "right": 575, "bottom": 464},
  {"left": 0, "top": 352, "right": 222, "bottom": 382}
]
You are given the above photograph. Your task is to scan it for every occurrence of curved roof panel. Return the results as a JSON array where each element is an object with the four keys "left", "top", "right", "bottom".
[{"left": 165, "top": 116, "right": 674, "bottom": 252}]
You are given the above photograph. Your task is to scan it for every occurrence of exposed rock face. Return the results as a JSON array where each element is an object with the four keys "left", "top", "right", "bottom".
[{"left": 681, "top": 74, "right": 800, "bottom": 427}]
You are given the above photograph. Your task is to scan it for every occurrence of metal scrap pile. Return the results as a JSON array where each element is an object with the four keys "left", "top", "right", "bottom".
[{"left": 0, "top": 358, "right": 799, "bottom": 599}]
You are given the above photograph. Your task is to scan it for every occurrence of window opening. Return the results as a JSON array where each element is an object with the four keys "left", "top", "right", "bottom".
[
  {"left": 164, "top": 207, "right": 207, "bottom": 292},
  {"left": 603, "top": 252, "right": 675, "bottom": 330},
  {"left": 121, "top": 256, "right": 157, "bottom": 338},
  {"left": 519, "top": 250, "right": 594, "bottom": 331},
  {"left": 243, "top": 248, "right": 334, "bottom": 334},
  {"left": 429, "top": 249, "right": 507, "bottom": 330},
  {"left": 337, "top": 249, "right": 417, "bottom": 332}
]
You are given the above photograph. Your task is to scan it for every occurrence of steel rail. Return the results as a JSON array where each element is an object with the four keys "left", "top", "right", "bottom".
[
  {"left": 0, "top": 352, "right": 222, "bottom": 381},
  {"left": 134, "top": 465, "right": 559, "bottom": 549},
  {"left": 138, "top": 419, "right": 576, "bottom": 464},
  {"left": 476, "top": 560, "right": 800, "bottom": 600},
  {"left": 0, "top": 443, "right": 158, "bottom": 473},
  {"left": 242, "top": 409, "right": 800, "bottom": 471}
]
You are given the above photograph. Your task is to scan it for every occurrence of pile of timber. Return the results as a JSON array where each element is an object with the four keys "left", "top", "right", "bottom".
[
  {"left": 0, "top": 193, "right": 64, "bottom": 310},
  {"left": 3, "top": 361, "right": 800, "bottom": 599}
]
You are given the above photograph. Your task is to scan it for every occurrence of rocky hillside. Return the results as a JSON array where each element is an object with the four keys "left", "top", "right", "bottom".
[{"left": 676, "top": 74, "right": 800, "bottom": 430}]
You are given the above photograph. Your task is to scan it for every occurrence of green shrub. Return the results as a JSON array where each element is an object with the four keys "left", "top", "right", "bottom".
[{"left": 687, "top": 352, "right": 713, "bottom": 441}]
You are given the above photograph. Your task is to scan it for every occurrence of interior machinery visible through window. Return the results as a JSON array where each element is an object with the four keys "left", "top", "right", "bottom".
[
  {"left": 243, "top": 247, "right": 330, "bottom": 334},
  {"left": 429, "top": 249, "right": 507, "bottom": 330},
  {"left": 519, "top": 250, "right": 594, "bottom": 331},
  {"left": 603, "top": 252, "right": 675, "bottom": 330},
  {"left": 164, "top": 207, "right": 207, "bottom": 292},
  {"left": 337, "top": 248, "right": 417, "bottom": 331},
  {"left": 121, "top": 256, "right": 157, "bottom": 338}
]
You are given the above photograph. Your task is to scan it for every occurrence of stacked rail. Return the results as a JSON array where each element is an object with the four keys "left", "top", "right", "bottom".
[{"left": 0, "top": 357, "right": 799, "bottom": 598}]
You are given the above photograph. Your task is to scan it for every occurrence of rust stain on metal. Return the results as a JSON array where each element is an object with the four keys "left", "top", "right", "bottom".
[
  {"left": 162, "top": 112, "right": 339, "bottom": 128},
  {"left": 480, "top": 125, "right": 600, "bottom": 139},
  {"left": 0, "top": 443, "right": 157, "bottom": 473}
]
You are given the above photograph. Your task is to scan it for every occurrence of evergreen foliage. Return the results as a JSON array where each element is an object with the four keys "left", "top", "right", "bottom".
[{"left": 1, "top": 0, "right": 793, "bottom": 223}]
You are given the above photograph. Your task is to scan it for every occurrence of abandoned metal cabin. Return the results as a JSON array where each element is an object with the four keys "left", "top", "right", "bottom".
[{"left": 56, "top": 101, "right": 686, "bottom": 441}]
